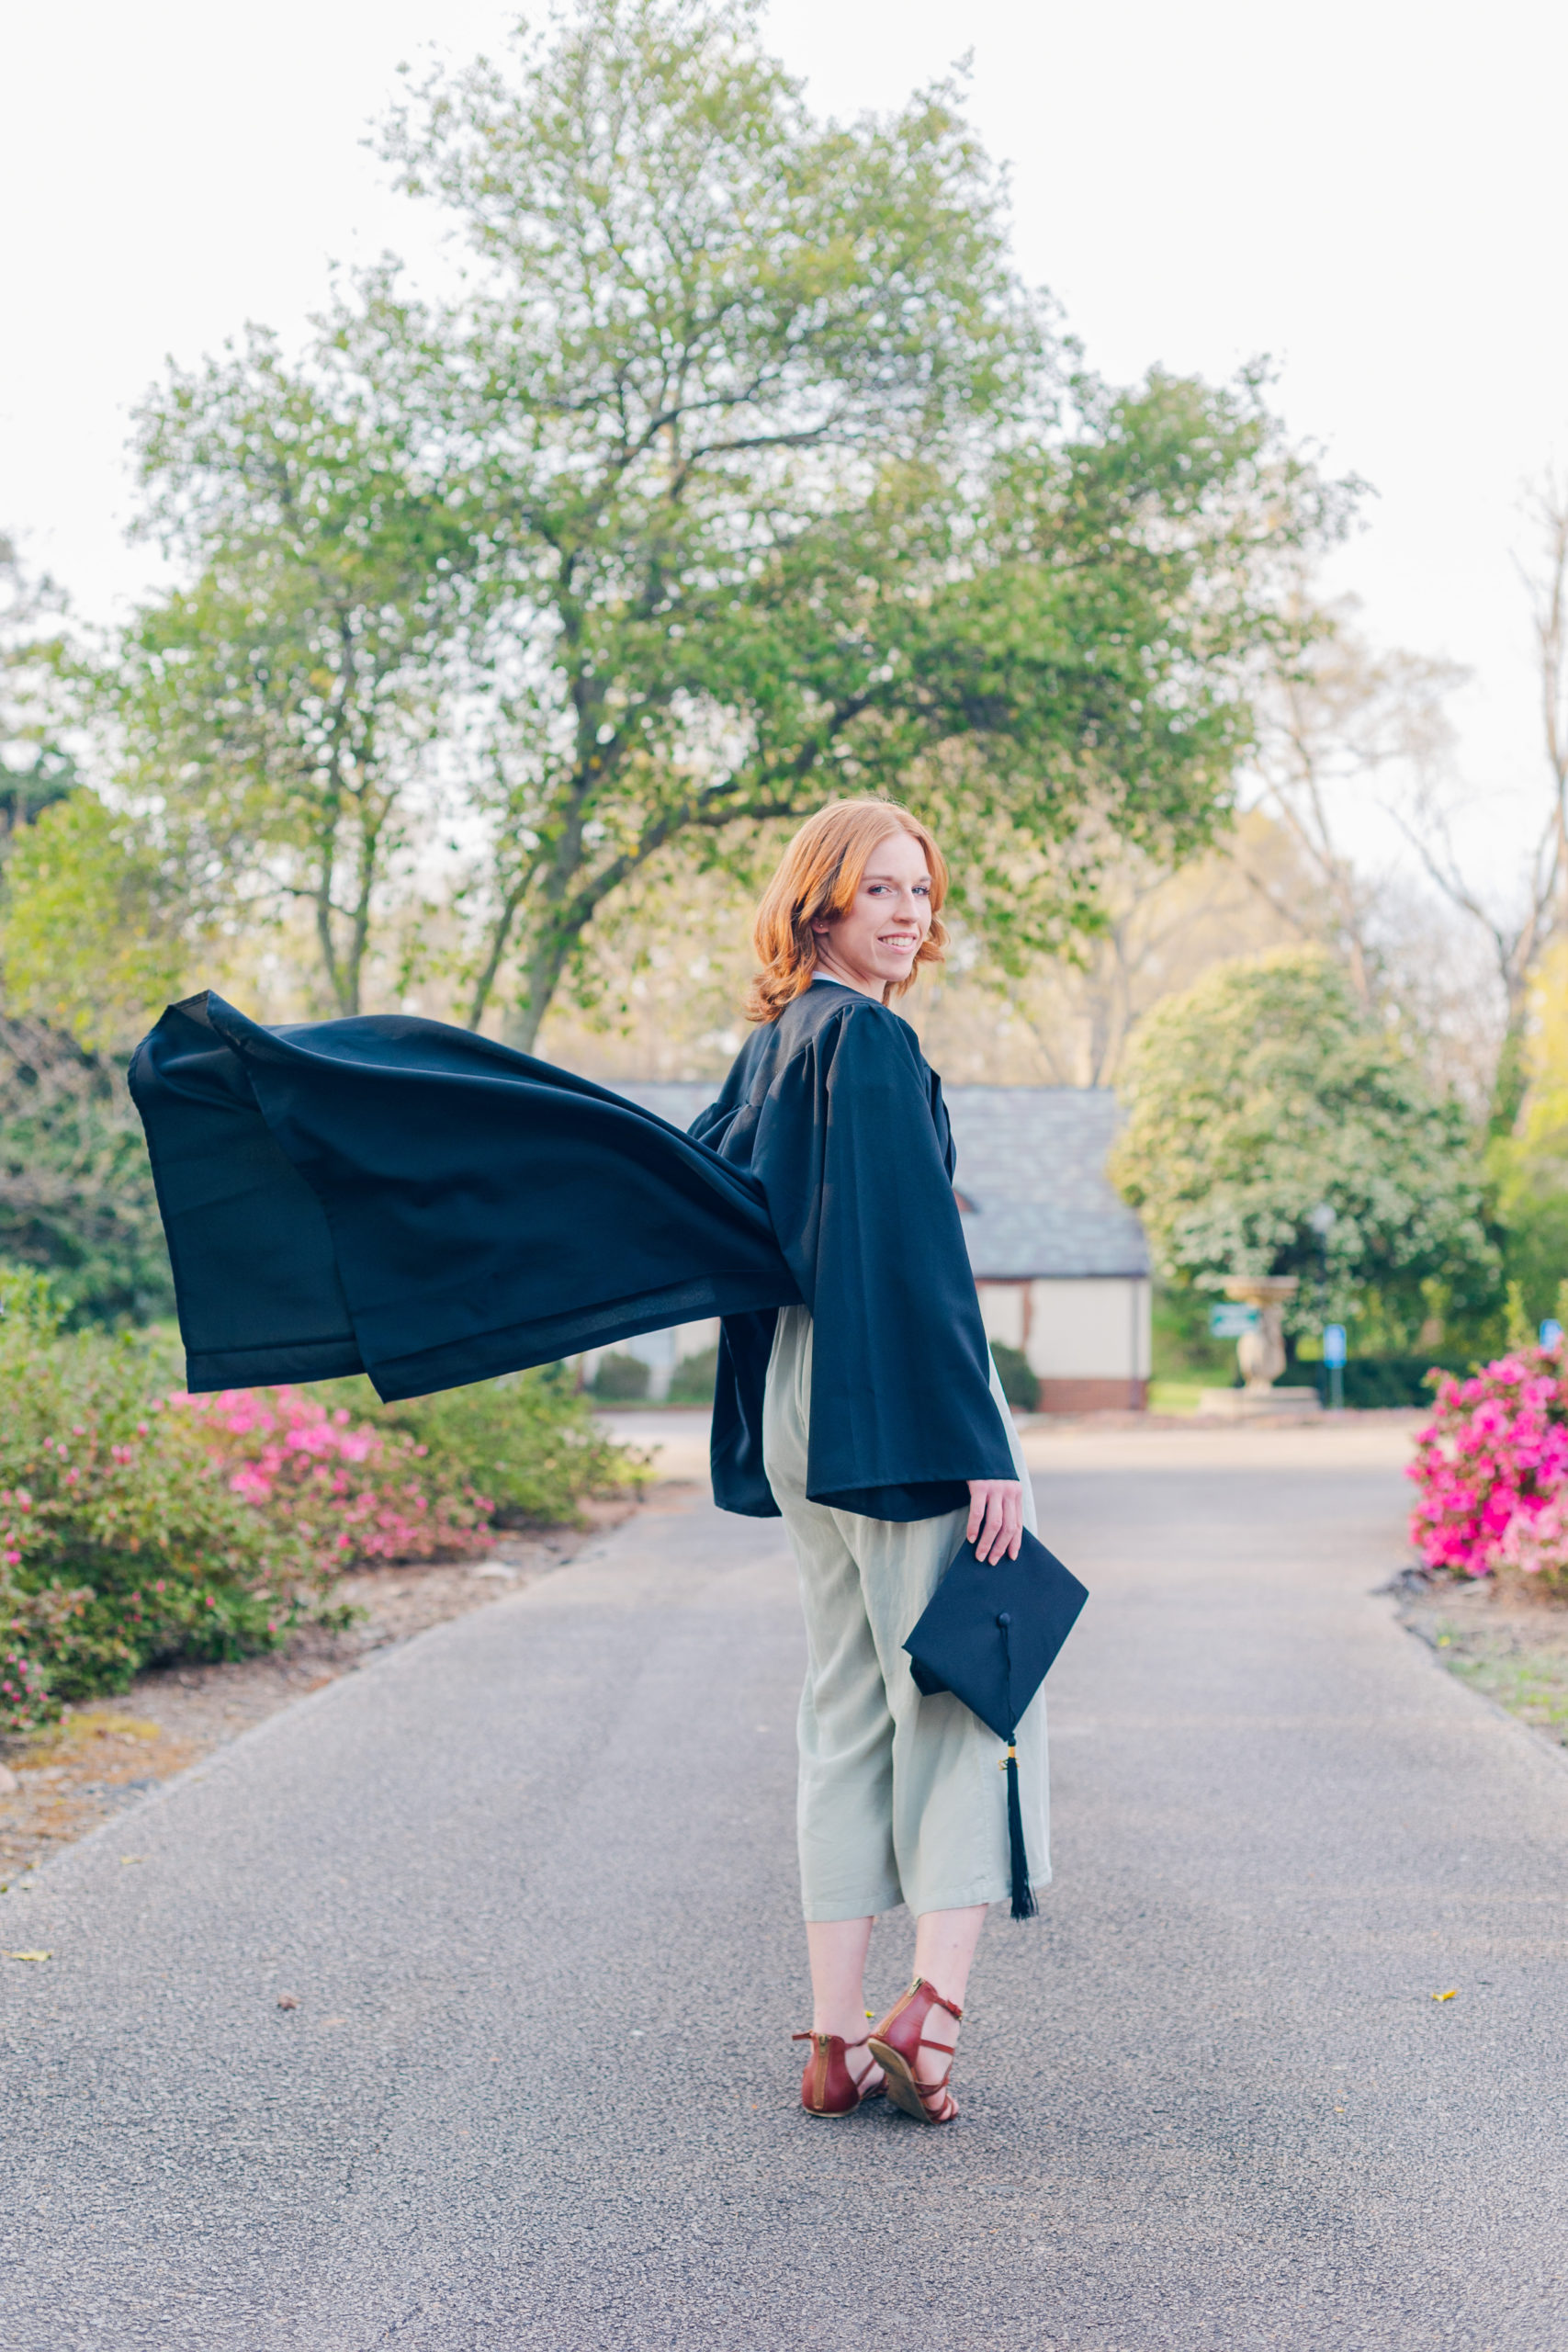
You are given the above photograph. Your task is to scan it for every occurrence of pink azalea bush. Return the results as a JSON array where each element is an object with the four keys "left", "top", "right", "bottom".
[
  {"left": 1407, "top": 1345, "right": 1568, "bottom": 1582},
  {"left": 0, "top": 1384, "right": 495, "bottom": 1732},
  {"left": 0, "top": 1377, "right": 310, "bottom": 1732},
  {"left": 1, "top": 1270, "right": 631, "bottom": 1734},
  {"left": 173, "top": 1387, "right": 494, "bottom": 1575}
]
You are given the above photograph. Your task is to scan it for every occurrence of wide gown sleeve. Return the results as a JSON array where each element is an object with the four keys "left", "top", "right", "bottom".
[
  {"left": 129, "top": 992, "right": 799, "bottom": 1401},
  {"left": 751, "top": 1003, "right": 1018, "bottom": 1520}
]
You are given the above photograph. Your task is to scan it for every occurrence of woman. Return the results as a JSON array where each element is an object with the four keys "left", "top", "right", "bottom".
[
  {"left": 128, "top": 799, "right": 1047, "bottom": 2128},
  {"left": 690, "top": 800, "right": 1047, "bottom": 2124}
]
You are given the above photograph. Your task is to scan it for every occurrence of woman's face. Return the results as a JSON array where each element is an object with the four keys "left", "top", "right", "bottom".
[{"left": 811, "top": 829, "right": 933, "bottom": 999}]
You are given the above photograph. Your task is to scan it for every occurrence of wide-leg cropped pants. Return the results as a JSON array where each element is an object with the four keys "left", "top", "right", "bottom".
[{"left": 762, "top": 1305, "right": 1051, "bottom": 1922}]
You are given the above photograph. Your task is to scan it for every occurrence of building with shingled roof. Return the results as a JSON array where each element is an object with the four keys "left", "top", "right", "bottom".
[{"left": 599, "top": 1082, "right": 1151, "bottom": 1414}]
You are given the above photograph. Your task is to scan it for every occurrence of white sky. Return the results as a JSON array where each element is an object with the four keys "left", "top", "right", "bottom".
[{"left": 4, "top": 0, "right": 1564, "bottom": 893}]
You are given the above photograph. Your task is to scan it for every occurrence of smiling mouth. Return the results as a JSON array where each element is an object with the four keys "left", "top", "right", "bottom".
[{"left": 880, "top": 933, "right": 919, "bottom": 953}]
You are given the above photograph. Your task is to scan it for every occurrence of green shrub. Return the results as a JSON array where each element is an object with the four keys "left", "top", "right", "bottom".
[
  {"left": 1151, "top": 1281, "right": 1238, "bottom": 1381},
  {"left": 989, "top": 1341, "right": 1038, "bottom": 1410},
  {"left": 591, "top": 1351, "right": 650, "bottom": 1402},
  {"left": 319, "top": 1365, "right": 639, "bottom": 1525},
  {"left": 0, "top": 1272, "right": 307, "bottom": 1728},
  {"left": 667, "top": 1342, "right": 720, "bottom": 1404},
  {"left": 0, "top": 1272, "right": 643, "bottom": 1730},
  {"left": 1329, "top": 1353, "right": 1473, "bottom": 1409},
  {"left": 0, "top": 1016, "right": 175, "bottom": 1327}
]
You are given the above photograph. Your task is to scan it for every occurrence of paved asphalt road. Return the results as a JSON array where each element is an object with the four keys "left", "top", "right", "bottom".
[{"left": 5, "top": 1433, "right": 1568, "bottom": 2350}]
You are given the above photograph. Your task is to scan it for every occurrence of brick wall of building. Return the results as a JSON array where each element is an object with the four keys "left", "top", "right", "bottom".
[{"left": 1034, "top": 1375, "right": 1150, "bottom": 1415}]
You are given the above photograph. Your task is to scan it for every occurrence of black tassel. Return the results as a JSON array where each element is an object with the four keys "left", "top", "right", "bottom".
[
  {"left": 1005, "top": 1744, "right": 1036, "bottom": 1921},
  {"left": 998, "top": 1611, "right": 1036, "bottom": 1921}
]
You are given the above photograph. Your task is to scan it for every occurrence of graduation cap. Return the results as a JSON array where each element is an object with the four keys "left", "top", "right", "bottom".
[{"left": 904, "top": 1527, "right": 1089, "bottom": 1919}]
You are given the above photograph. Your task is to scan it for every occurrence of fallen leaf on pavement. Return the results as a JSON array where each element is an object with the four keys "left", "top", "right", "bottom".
[
  {"left": 1432, "top": 1988, "right": 1458, "bottom": 2001},
  {"left": 5, "top": 1950, "right": 51, "bottom": 1962},
  {"left": 276, "top": 1993, "right": 299, "bottom": 2009}
]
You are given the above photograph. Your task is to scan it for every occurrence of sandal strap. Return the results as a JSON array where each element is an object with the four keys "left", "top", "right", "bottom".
[
  {"left": 911, "top": 1976, "right": 964, "bottom": 2022},
  {"left": 914, "top": 2072, "right": 955, "bottom": 2113}
]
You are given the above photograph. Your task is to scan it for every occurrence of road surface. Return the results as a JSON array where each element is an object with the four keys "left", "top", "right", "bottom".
[{"left": 3, "top": 1425, "right": 1566, "bottom": 2348}]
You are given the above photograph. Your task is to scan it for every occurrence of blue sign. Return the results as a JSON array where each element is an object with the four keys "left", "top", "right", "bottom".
[
  {"left": 1323, "top": 1324, "right": 1347, "bottom": 1368},
  {"left": 1541, "top": 1319, "right": 1564, "bottom": 1349},
  {"left": 1209, "top": 1303, "right": 1259, "bottom": 1339}
]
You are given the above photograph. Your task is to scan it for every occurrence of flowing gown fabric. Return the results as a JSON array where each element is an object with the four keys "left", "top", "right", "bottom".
[{"left": 129, "top": 983, "right": 1016, "bottom": 1522}]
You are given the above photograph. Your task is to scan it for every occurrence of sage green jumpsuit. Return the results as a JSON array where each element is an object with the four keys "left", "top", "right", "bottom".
[{"left": 762, "top": 1304, "right": 1051, "bottom": 1922}]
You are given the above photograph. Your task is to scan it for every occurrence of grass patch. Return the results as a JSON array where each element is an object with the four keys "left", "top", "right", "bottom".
[
  {"left": 1403, "top": 1589, "right": 1568, "bottom": 1747},
  {"left": 1148, "top": 1380, "right": 1209, "bottom": 1416}
]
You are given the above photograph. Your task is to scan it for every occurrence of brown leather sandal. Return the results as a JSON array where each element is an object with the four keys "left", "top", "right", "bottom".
[
  {"left": 866, "top": 1977, "right": 963, "bottom": 2124},
  {"left": 792, "top": 2030, "right": 886, "bottom": 2117}
]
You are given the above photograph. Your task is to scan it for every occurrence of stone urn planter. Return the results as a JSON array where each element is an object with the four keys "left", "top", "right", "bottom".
[{"left": 1199, "top": 1274, "right": 1322, "bottom": 1419}]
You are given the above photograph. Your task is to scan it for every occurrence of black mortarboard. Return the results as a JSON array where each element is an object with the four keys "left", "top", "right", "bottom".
[{"left": 904, "top": 1527, "right": 1089, "bottom": 1919}]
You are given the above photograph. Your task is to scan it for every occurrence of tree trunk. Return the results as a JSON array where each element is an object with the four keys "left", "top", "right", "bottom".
[{"left": 505, "top": 924, "right": 576, "bottom": 1054}]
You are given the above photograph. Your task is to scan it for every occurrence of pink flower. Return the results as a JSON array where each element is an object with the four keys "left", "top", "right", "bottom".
[{"left": 1409, "top": 1342, "right": 1568, "bottom": 1577}]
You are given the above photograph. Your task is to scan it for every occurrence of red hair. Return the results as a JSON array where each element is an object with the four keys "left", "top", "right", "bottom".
[{"left": 744, "top": 799, "right": 949, "bottom": 1023}]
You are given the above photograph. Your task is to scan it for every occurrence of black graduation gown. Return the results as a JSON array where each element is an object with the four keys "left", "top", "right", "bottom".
[
  {"left": 128, "top": 983, "right": 1016, "bottom": 1523},
  {"left": 694, "top": 979, "right": 1016, "bottom": 1521}
]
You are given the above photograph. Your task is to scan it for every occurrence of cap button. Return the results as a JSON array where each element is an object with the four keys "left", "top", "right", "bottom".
[{"left": 997, "top": 1610, "right": 1011, "bottom": 1627}]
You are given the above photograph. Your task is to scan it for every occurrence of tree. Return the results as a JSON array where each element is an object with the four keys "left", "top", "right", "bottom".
[
  {"left": 0, "top": 533, "right": 76, "bottom": 848},
  {"left": 330, "top": 0, "right": 1346, "bottom": 1044},
  {"left": 1109, "top": 947, "right": 1497, "bottom": 1341},
  {"left": 121, "top": 334, "right": 478, "bottom": 1015},
  {"left": 1239, "top": 594, "right": 1463, "bottom": 1010},
  {"left": 910, "top": 811, "right": 1311, "bottom": 1087},
  {"left": 1485, "top": 938, "right": 1568, "bottom": 1327},
  {"left": 1391, "top": 475, "right": 1568, "bottom": 1130},
  {"left": 0, "top": 789, "right": 209, "bottom": 1051},
  {"left": 115, "top": 0, "right": 1346, "bottom": 1040}
]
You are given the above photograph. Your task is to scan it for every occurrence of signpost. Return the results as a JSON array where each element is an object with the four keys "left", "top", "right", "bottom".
[
  {"left": 1209, "top": 1303, "right": 1259, "bottom": 1340},
  {"left": 1323, "top": 1322, "right": 1346, "bottom": 1412}
]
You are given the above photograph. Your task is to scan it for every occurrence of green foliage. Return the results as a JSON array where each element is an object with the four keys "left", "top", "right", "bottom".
[
  {"left": 0, "top": 1014, "right": 174, "bottom": 1326},
  {"left": 1111, "top": 947, "right": 1498, "bottom": 1340},
  {"left": 317, "top": 1365, "right": 639, "bottom": 1524},
  {"left": 1495, "top": 1187, "right": 1568, "bottom": 1332},
  {"left": 0, "top": 1273, "right": 303, "bottom": 1726},
  {"left": 1, "top": 793, "right": 197, "bottom": 1051},
  {"left": 667, "top": 1343, "right": 720, "bottom": 1404},
  {"left": 1332, "top": 1354, "right": 1472, "bottom": 1409},
  {"left": 590, "top": 1351, "right": 651, "bottom": 1402},
  {"left": 1482, "top": 942, "right": 1568, "bottom": 1336},
  {"left": 0, "top": 533, "right": 76, "bottom": 849},
  {"left": 988, "top": 1340, "right": 1037, "bottom": 1410},
  {"left": 370, "top": 3, "right": 1348, "bottom": 1043},
  {"left": 122, "top": 331, "right": 479, "bottom": 1017},
  {"left": 0, "top": 1279, "right": 639, "bottom": 1729},
  {"left": 98, "top": 0, "right": 1348, "bottom": 1049},
  {"left": 1149, "top": 1283, "right": 1237, "bottom": 1382}
]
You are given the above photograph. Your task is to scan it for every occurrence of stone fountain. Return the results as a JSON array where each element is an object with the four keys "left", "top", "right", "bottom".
[{"left": 1199, "top": 1274, "right": 1322, "bottom": 1419}]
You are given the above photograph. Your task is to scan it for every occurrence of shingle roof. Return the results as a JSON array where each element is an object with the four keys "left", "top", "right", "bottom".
[
  {"left": 611, "top": 1079, "right": 1147, "bottom": 1282},
  {"left": 939, "top": 1087, "right": 1148, "bottom": 1280}
]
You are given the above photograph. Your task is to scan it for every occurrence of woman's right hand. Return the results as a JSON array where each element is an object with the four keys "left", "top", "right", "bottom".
[{"left": 966, "top": 1478, "right": 1023, "bottom": 1565}]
